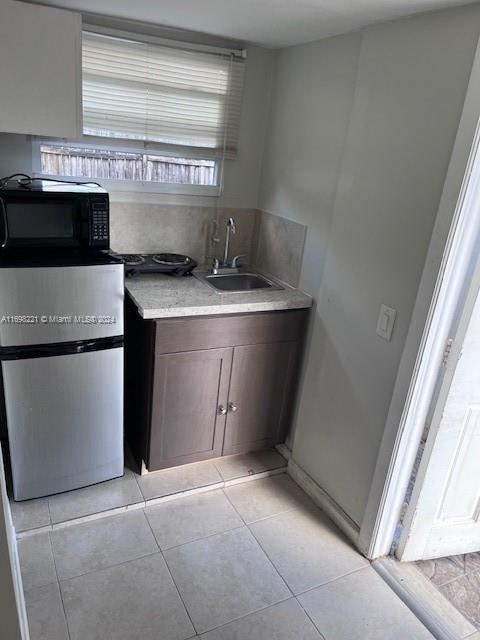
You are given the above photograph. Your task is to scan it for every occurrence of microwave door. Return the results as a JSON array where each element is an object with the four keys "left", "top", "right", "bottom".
[{"left": 1, "top": 197, "right": 79, "bottom": 248}]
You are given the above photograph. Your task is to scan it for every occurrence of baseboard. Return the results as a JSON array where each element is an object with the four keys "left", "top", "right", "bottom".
[
  {"left": 373, "top": 557, "right": 477, "bottom": 640},
  {"left": 287, "top": 457, "right": 360, "bottom": 548},
  {"left": 275, "top": 443, "right": 292, "bottom": 461}
]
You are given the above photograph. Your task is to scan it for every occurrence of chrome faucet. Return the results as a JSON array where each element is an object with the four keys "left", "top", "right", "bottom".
[
  {"left": 223, "top": 217, "right": 236, "bottom": 266},
  {"left": 210, "top": 217, "right": 245, "bottom": 273}
]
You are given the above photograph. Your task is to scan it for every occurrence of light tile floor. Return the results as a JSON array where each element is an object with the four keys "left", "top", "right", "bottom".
[
  {"left": 10, "top": 449, "right": 287, "bottom": 534},
  {"left": 18, "top": 472, "right": 435, "bottom": 640},
  {"left": 417, "top": 554, "right": 480, "bottom": 630}
]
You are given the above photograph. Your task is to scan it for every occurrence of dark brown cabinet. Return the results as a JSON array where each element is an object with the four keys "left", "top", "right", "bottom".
[
  {"left": 150, "top": 348, "right": 232, "bottom": 468},
  {"left": 223, "top": 342, "right": 298, "bottom": 455},
  {"left": 125, "top": 302, "right": 308, "bottom": 472}
]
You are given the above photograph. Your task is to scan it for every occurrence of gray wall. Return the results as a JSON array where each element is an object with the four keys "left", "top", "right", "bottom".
[{"left": 259, "top": 4, "right": 480, "bottom": 525}]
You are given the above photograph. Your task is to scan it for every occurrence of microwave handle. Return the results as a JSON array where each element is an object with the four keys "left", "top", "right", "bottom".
[{"left": 0, "top": 198, "right": 8, "bottom": 248}]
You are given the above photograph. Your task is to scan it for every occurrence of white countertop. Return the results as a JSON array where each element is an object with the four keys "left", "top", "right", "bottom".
[{"left": 125, "top": 271, "right": 313, "bottom": 319}]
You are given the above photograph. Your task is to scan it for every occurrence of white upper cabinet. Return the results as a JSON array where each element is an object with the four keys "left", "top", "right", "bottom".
[{"left": 0, "top": 0, "right": 82, "bottom": 138}]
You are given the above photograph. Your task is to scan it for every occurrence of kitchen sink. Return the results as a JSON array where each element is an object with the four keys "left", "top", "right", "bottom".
[{"left": 197, "top": 272, "right": 283, "bottom": 293}]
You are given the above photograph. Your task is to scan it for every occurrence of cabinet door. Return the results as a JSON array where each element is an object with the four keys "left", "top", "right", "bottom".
[
  {"left": 223, "top": 342, "right": 298, "bottom": 455},
  {"left": 149, "top": 348, "right": 232, "bottom": 470},
  {"left": 0, "top": 1, "right": 81, "bottom": 137}
]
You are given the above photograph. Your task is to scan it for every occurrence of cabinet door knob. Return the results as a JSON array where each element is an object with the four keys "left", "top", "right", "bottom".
[
  {"left": 228, "top": 402, "right": 238, "bottom": 413},
  {"left": 218, "top": 405, "right": 227, "bottom": 415}
]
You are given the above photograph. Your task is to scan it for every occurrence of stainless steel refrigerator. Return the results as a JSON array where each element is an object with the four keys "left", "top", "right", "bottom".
[{"left": 0, "top": 253, "right": 124, "bottom": 500}]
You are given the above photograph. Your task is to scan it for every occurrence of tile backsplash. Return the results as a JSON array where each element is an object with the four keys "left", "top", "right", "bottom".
[
  {"left": 254, "top": 210, "right": 307, "bottom": 287},
  {"left": 110, "top": 203, "right": 257, "bottom": 267},
  {"left": 109, "top": 202, "right": 307, "bottom": 286}
]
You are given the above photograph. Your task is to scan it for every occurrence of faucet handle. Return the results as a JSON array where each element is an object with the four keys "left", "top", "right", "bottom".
[{"left": 231, "top": 254, "right": 245, "bottom": 269}]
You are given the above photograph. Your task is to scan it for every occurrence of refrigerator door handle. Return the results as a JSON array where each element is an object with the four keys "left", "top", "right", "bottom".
[{"left": 0, "top": 335, "right": 123, "bottom": 361}]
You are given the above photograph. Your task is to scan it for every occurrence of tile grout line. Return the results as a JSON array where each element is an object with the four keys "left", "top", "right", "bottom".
[
  {"left": 221, "top": 487, "right": 248, "bottom": 526},
  {"left": 244, "top": 503, "right": 306, "bottom": 526},
  {"left": 47, "top": 530, "right": 73, "bottom": 640},
  {"left": 143, "top": 511, "right": 199, "bottom": 638},
  {"left": 221, "top": 474, "right": 297, "bottom": 527},
  {"left": 429, "top": 565, "right": 480, "bottom": 589},
  {"left": 196, "top": 598, "right": 294, "bottom": 637},
  {"left": 295, "top": 564, "right": 373, "bottom": 599},
  {"left": 18, "top": 500, "right": 146, "bottom": 537},
  {"left": 240, "top": 516, "right": 296, "bottom": 600},
  {"left": 16, "top": 523, "right": 53, "bottom": 539},
  {"left": 50, "top": 500, "right": 147, "bottom": 531},
  {"left": 144, "top": 481, "right": 226, "bottom": 507},
  {"left": 293, "top": 564, "right": 388, "bottom": 637},
  {"left": 437, "top": 569, "right": 480, "bottom": 636},
  {"left": 131, "top": 469, "right": 144, "bottom": 495},
  {"left": 294, "top": 595, "right": 327, "bottom": 640},
  {"left": 142, "top": 505, "right": 198, "bottom": 637},
  {"left": 140, "top": 507, "right": 162, "bottom": 554},
  {"left": 46, "top": 494, "right": 53, "bottom": 530},
  {"left": 159, "top": 523, "right": 247, "bottom": 553},
  {"left": 189, "top": 599, "right": 300, "bottom": 637},
  {"left": 212, "top": 458, "right": 225, "bottom": 480},
  {"left": 58, "top": 551, "right": 161, "bottom": 586}
]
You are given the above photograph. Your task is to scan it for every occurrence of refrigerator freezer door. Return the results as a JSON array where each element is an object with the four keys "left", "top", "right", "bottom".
[
  {"left": 0, "top": 264, "right": 124, "bottom": 346},
  {"left": 3, "top": 346, "right": 124, "bottom": 500}
]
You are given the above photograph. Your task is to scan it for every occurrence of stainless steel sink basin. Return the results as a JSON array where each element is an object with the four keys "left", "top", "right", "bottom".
[{"left": 197, "top": 272, "right": 283, "bottom": 293}]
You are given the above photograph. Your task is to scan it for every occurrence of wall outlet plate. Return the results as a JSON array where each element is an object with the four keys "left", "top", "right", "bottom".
[{"left": 376, "top": 304, "right": 397, "bottom": 341}]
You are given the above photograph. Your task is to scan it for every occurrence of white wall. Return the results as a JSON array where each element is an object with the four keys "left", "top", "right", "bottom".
[
  {"left": 220, "top": 45, "right": 274, "bottom": 208},
  {"left": 0, "top": 445, "right": 25, "bottom": 640},
  {"left": 259, "top": 32, "right": 361, "bottom": 294},
  {"left": 260, "top": 4, "right": 480, "bottom": 525},
  {"left": 0, "top": 133, "right": 33, "bottom": 180},
  {"left": 0, "top": 44, "right": 274, "bottom": 209}
]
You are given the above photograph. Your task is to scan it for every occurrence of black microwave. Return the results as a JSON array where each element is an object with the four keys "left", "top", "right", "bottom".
[{"left": 0, "top": 179, "right": 110, "bottom": 251}]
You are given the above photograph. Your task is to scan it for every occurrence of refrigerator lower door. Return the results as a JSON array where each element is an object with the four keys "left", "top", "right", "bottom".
[{"left": 2, "top": 346, "right": 123, "bottom": 500}]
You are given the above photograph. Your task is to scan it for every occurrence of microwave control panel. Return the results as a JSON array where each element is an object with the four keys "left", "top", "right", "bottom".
[{"left": 91, "top": 199, "right": 109, "bottom": 244}]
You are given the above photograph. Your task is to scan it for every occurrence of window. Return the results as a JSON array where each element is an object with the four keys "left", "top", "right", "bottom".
[
  {"left": 38, "top": 29, "right": 246, "bottom": 191},
  {"left": 40, "top": 145, "right": 217, "bottom": 186}
]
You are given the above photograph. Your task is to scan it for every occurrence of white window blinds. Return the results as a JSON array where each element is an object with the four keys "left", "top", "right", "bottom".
[{"left": 82, "top": 31, "right": 246, "bottom": 159}]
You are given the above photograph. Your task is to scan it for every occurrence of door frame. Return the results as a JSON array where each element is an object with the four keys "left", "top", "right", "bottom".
[
  {"left": 358, "top": 36, "right": 480, "bottom": 560},
  {"left": 397, "top": 250, "right": 480, "bottom": 560}
]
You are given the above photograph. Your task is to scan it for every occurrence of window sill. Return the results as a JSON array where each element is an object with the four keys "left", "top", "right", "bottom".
[{"left": 31, "top": 174, "right": 221, "bottom": 197}]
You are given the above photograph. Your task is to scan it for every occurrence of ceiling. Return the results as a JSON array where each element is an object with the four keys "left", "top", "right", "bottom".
[{"left": 26, "top": 0, "right": 471, "bottom": 47}]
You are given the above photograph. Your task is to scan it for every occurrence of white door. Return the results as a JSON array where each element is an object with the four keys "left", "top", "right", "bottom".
[{"left": 398, "top": 271, "right": 480, "bottom": 561}]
